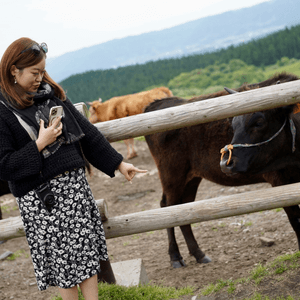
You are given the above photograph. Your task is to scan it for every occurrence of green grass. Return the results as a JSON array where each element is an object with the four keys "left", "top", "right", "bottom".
[
  {"left": 6, "top": 249, "right": 28, "bottom": 261},
  {"left": 200, "top": 251, "right": 300, "bottom": 299},
  {"left": 52, "top": 283, "right": 194, "bottom": 300},
  {"left": 244, "top": 293, "right": 297, "bottom": 300},
  {"left": 244, "top": 222, "right": 253, "bottom": 227},
  {"left": 250, "top": 263, "right": 269, "bottom": 284},
  {"left": 47, "top": 252, "right": 300, "bottom": 300},
  {"left": 1, "top": 205, "right": 19, "bottom": 213},
  {"left": 202, "top": 279, "right": 236, "bottom": 295}
]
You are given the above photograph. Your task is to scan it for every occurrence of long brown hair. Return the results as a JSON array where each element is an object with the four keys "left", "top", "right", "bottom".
[{"left": 0, "top": 37, "right": 66, "bottom": 108}]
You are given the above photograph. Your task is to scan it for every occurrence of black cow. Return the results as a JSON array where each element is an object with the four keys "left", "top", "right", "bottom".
[
  {"left": 144, "top": 72, "right": 299, "bottom": 268},
  {"left": 220, "top": 82, "right": 300, "bottom": 250}
]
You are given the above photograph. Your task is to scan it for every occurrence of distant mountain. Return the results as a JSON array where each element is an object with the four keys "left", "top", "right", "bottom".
[{"left": 47, "top": 0, "right": 300, "bottom": 82}]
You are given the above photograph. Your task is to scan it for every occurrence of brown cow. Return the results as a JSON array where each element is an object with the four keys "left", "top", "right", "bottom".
[
  {"left": 144, "top": 73, "right": 300, "bottom": 268},
  {"left": 88, "top": 87, "right": 173, "bottom": 159}
]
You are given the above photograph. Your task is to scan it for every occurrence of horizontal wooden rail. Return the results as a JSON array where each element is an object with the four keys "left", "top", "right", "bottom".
[
  {"left": 94, "top": 80, "right": 300, "bottom": 142},
  {"left": 1, "top": 81, "right": 300, "bottom": 241},
  {"left": 103, "top": 182, "right": 300, "bottom": 238},
  {"left": 2, "top": 183, "right": 300, "bottom": 241}
]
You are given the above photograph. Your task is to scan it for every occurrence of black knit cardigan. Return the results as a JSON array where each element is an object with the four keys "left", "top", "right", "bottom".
[{"left": 0, "top": 91, "right": 123, "bottom": 197}]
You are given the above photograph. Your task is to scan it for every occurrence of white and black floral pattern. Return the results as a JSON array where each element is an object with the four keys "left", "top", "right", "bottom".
[{"left": 16, "top": 168, "right": 108, "bottom": 291}]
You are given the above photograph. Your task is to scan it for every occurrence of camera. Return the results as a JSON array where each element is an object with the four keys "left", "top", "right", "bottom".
[{"left": 35, "top": 183, "right": 56, "bottom": 212}]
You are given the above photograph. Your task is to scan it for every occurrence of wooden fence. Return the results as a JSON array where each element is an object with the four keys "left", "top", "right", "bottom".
[
  {"left": 1, "top": 80, "right": 300, "bottom": 241},
  {"left": 95, "top": 80, "right": 300, "bottom": 142}
]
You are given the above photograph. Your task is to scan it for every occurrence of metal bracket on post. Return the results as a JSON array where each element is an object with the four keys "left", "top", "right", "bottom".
[{"left": 97, "top": 259, "right": 116, "bottom": 284}]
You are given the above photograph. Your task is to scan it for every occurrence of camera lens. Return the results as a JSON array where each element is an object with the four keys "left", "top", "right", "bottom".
[{"left": 44, "top": 194, "right": 55, "bottom": 208}]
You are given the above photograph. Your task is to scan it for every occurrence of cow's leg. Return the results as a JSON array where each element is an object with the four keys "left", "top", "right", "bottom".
[
  {"left": 283, "top": 205, "right": 300, "bottom": 249},
  {"left": 167, "top": 227, "right": 186, "bottom": 268},
  {"left": 264, "top": 170, "right": 300, "bottom": 250},
  {"left": 163, "top": 177, "right": 210, "bottom": 268},
  {"left": 179, "top": 178, "right": 211, "bottom": 264},
  {"left": 160, "top": 193, "right": 186, "bottom": 268},
  {"left": 128, "top": 138, "right": 137, "bottom": 159},
  {"left": 124, "top": 139, "right": 137, "bottom": 159},
  {"left": 180, "top": 224, "right": 211, "bottom": 264},
  {"left": 124, "top": 139, "right": 131, "bottom": 160}
]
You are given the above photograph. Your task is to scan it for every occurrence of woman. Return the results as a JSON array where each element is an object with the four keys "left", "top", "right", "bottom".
[{"left": 0, "top": 37, "right": 147, "bottom": 300}]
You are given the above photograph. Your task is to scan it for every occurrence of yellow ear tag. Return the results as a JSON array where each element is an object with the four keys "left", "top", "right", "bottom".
[{"left": 293, "top": 103, "right": 300, "bottom": 114}]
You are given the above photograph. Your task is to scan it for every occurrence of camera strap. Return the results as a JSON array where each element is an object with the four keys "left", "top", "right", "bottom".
[
  {"left": 0, "top": 100, "right": 37, "bottom": 141},
  {"left": 0, "top": 100, "right": 91, "bottom": 174},
  {"left": 12, "top": 112, "right": 37, "bottom": 140}
]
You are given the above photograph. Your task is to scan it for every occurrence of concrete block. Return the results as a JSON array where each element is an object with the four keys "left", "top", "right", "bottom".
[{"left": 111, "top": 258, "right": 149, "bottom": 287}]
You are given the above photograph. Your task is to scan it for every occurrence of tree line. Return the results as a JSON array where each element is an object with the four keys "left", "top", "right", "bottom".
[{"left": 60, "top": 24, "right": 300, "bottom": 104}]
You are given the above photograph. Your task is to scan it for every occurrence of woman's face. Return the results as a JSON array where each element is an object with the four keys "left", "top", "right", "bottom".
[{"left": 11, "top": 57, "right": 46, "bottom": 93}]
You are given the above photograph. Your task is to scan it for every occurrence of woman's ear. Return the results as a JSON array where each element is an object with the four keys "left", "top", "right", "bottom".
[{"left": 10, "top": 65, "right": 19, "bottom": 77}]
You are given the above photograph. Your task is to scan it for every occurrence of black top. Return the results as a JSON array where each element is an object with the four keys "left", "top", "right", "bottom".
[{"left": 0, "top": 92, "right": 123, "bottom": 197}]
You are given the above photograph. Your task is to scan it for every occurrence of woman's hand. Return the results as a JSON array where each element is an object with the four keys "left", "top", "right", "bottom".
[
  {"left": 36, "top": 117, "right": 63, "bottom": 152},
  {"left": 117, "top": 161, "right": 147, "bottom": 184}
]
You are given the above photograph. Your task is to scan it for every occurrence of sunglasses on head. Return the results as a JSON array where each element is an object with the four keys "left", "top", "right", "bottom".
[{"left": 20, "top": 42, "right": 48, "bottom": 56}]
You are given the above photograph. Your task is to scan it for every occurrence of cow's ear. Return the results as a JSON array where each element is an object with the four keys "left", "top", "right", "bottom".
[
  {"left": 292, "top": 103, "right": 300, "bottom": 115},
  {"left": 87, "top": 102, "right": 93, "bottom": 106}
]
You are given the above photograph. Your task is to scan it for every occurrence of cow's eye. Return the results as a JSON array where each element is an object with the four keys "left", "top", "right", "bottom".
[
  {"left": 253, "top": 120, "right": 264, "bottom": 128},
  {"left": 250, "top": 118, "right": 265, "bottom": 129}
]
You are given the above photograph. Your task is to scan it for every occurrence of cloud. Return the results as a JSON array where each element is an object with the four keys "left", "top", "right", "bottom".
[
  {"left": 27, "top": 0, "right": 226, "bottom": 31},
  {"left": 1, "top": 0, "right": 271, "bottom": 58}
]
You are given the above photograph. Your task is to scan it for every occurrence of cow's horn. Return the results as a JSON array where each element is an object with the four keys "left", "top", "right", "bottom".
[{"left": 224, "top": 87, "right": 238, "bottom": 94}]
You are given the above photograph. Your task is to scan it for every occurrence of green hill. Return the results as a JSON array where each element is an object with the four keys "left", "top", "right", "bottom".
[
  {"left": 168, "top": 57, "right": 300, "bottom": 99},
  {"left": 60, "top": 24, "right": 300, "bottom": 104}
]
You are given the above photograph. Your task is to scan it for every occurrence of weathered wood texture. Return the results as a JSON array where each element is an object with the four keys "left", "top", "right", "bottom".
[
  {"left": 2, "top": 183, "right": 300, "bottom": 241},
  {"left": 94, "top": 80, "right": 300, "bottom": 142},
  {"left": 103, "top": 182, "right": 300, "bottom": 238},
  {"left": 0, "top": 199, "right": 108, "bottom": 241},
  {"left": 1, "top": 82, "right": 300, "bottom": 241},
  {"left": 97, "top": 199, "right": 109, "bottom": 222}
]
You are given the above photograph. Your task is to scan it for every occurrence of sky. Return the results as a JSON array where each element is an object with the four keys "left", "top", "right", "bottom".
[{"left": 1, "top": 0, "right": 271, "bottom": 60}]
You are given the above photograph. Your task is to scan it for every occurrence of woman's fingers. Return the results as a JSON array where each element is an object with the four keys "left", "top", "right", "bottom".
[
  {"left": 118, "top": 162, "right": 148, "bottom": 184},
  {"left": 133, "top": 167, "right": 147, "bottom": 173},
  {"left": 49, "top": 117, "right": 63, "bottom": 137},
  {"left": 51, "top": 116, "right": 62, "bottom": 128}
]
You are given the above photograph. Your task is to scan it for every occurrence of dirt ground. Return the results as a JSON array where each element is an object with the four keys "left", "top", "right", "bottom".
[{"left": 0, "top": 140, "right": 299, "bottom": 300}]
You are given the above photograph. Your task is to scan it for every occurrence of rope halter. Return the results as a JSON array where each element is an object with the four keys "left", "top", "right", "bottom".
[{"left": 220, "top": 118, "right": 296, "bottom": 166}]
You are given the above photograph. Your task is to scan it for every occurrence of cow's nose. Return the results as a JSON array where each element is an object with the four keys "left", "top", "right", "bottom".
[{"left": 220, "top": 156, "right": 235, "bottom": 174}]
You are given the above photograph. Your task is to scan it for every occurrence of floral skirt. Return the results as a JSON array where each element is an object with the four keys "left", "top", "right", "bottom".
[{"left": 16, "top": 168, "right": 108, "bottom": 291}]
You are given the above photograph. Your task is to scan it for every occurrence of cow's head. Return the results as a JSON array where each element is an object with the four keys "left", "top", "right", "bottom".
[
  {"left": 87, "top": 98, "right": 103, "bottom": 124},
  {"left": 220, "top": 88, "right": 298, "bottom": 175}
]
